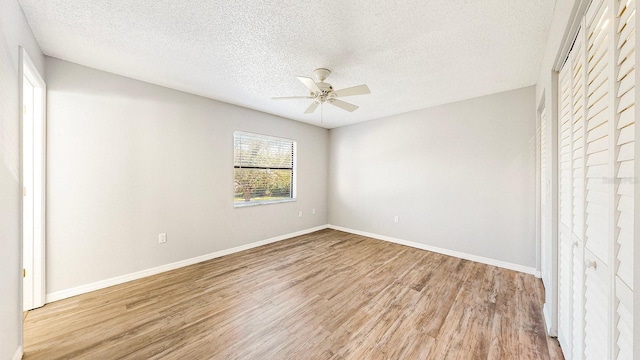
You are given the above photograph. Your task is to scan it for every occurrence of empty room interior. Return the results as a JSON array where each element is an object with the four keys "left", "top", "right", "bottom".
[{"left": 1, "top": 0, "right": 639, "bottom": 359}]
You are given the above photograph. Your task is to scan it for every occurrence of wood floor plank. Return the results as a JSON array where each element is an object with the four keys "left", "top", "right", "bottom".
[
  {"left": 487, "top": 268, "right": 520, "bottom": 359},
  {"left": 24, "top": 229, "right": 563, "bottom": 359}
]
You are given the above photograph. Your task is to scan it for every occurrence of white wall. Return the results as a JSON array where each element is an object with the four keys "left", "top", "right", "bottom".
[
  {"left": 0, "top": 0, "right": 45, "bottom": 357},
  {"left": 328, "top": 86, "right": 537, "bottom": 268},
  {"left": 45, "top": 57, "right": 328, "bottom": 294}
]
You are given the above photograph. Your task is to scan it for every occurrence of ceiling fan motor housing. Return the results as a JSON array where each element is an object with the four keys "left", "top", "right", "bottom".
[{"left": 317, "top": 82, "right": 333, "bottom": 92}]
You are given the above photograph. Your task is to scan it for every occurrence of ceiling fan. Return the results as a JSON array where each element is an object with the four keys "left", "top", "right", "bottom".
[{"left": 273, "top": 68, "right": 370, "bottom": 115}]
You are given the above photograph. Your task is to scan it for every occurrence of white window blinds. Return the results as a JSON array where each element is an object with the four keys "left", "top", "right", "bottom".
[{"left": 233, "top": 131, "right": 296, "bottom": 206}]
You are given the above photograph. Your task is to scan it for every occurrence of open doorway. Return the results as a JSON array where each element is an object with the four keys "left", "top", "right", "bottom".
[{"left": 21, "top": 47, "right": 46, "bottom": 311}]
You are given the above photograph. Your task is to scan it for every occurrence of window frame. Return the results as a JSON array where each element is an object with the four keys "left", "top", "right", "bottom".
[{"left": 233, "top": 131, "right": 297, "bottom": 207}]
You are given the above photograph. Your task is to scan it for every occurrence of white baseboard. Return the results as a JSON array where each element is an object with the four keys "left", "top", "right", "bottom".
[
  {"left": 46, "top": 224, "right": 536, "bottom": 303},
  {"left": 46, "top": 225, "right": 329, "bottom": 303},
  {"left": 12, "top": 346, "right": 23, "bottom": 360},
  {"left": 328, "top": 225, "right": 537, "bottom": 275},
  {"left": 534, "top": 270, "right": 542, "bottom": 278}
]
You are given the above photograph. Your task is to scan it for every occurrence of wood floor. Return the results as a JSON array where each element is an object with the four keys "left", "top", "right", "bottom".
[{"left": 24, "top": 229, "right": 563, "bottom": 359}]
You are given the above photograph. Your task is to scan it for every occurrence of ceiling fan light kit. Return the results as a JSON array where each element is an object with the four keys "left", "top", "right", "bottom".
[{"left": 273, "top": 68, "right": 371, "bottom": 117}]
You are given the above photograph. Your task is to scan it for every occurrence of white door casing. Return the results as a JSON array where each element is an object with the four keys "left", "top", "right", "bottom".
[{"left": 21, "top": 47, "right": 46, "bottom": 311}]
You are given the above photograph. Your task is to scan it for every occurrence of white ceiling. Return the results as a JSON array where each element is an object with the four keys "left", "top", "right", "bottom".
[{"left": 19, "top": 0, "right": 556, "bottom": 129}]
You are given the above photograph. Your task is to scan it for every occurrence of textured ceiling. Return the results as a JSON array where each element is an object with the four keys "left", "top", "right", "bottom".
[{"left": 19, "top": 0, "right": 556, "bottom": 128}]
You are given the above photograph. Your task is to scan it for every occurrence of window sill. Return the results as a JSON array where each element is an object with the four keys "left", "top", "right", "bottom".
[{"left": 234, "top": 198, "right": 296, "bottom": 208}]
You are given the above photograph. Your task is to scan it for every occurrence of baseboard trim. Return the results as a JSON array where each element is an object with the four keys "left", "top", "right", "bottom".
[
  {"left": 46, "top": 225, "right": 329, "bottom": 303},
  {"left": 328, "top": 225, "right": 536, "bottom": 275},
  {"left": 12, "top": 346, "right": 23, "bottom": 360}
]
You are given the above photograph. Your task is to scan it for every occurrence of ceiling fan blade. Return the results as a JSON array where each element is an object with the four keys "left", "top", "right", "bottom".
[
  {"left": 297, "top": 76, "right": 321, "bottom": 93},
  {"left": 333, "top": 84, "right": 371, "bottom": 97},
  {"left": 272, "top": 96, "right": 313, "bottom": 100},
  {"left": 329, "top": 99, "right": 359, "bottom": 112},
  {"left": 304, "top": 102, "right": 320, "bottom": 114}
]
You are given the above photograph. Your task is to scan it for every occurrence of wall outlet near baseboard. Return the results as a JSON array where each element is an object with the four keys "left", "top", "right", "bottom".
[
  {"left": 298, "top": 211, "right": 303, "bottom": 217},
  {"left": 394, "top": 216, "right": 399, "bottom": 223},
  {"left": 159, "top": 233, "right": 167, "bottom": 244}
]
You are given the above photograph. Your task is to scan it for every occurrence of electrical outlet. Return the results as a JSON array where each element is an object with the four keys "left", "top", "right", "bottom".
[
  {"left": 312, "top": 208, "right": 316, "bottom": 215},
  {"left": 159, "top": 233, "right": 167, "bottom": 244},
  {"left": 298, "top": 211, "right": 303, "bottom": 217},
  {"left": 394, "top": 216, "right": 399, "bottom": 223}
]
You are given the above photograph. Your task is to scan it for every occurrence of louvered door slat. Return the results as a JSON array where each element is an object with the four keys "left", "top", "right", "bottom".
[
  {"left": 618, "top": 125, "right": 634, "bottom": 145},
  {"left": 573, "top": 27, "right": 587, "bottom": 259},
  {"left": 587, "top": 68, "right": 608, "bottom": 94},
  {"left": 572, "top": 240, "right": 585, "bottom": 360},
  {"left": 615, "top": 278, "right": 633, "bottom": 360},
  {"left": 584, "top": 0, "right": 611, "bottom": 267},
  {"left": 618, "top": 68, "right": 634, "bottom": 93},
  {"left": 586, "top": 0, "right": 605, "bottom": 28},
  {"left": 559, "top": 230, "right": 574, "bottom": 348},
  {"left": 586, "top": 138, "right": 608, "bottom": 156},
  {"left": 584, "top": 250, "right": 610, "bottom": 360},
  {"left": 587, "top": 150, "right": 608, "bottom": 166},
  {"left": 588, "top": 78, "right": 608, "bottom": 104},
  {"left": 617, "top": 0, "right": 635, "bottom": 18},
  {"left": 619, "top": 31, "right": 635, "bottom": 60},
  {"left": 617, "top": 176, "right": 633, "bottom": 195},
  {"left": 587, "top": 122, "right": 609, "bottom": 143},
  {"left": 582, "top": 3, "right": 613, "bottom": 359},
  {"left": 587, "top": 101, "right": 608, "bottom": 127},
  {"left": 617, "top": 194, "right": 633, "bottom": 213},
  {"left": 619, "top": 87, "right": 635, "bottom": 110},
  {"left": 618, "top": 106, "right": 634, "bottom": 127},
  {"left": 616, "top": 213, "right": 634, "bottom": 287},
  {"left": 558, "top": 62, "right": 574, "bottom": 350},
  {"left": 618, "top": 52, "right": 635, "bottom": 78},
  {"left": 613, "top": 1, "right": 635, "bottom": 357},
  {"left": 617, "top": 160, "right": 635, "bottom": 177},
  {"left": 614, "top": 0, "right": 635, "bottom": 291}
]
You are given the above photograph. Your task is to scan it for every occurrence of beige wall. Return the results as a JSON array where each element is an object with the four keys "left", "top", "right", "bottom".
[
  {"left": 328, "top": 86, "right": 537, "bottom": 269},
  {"left": 45, "top": 57, "right": 329, "bottom": 294}
]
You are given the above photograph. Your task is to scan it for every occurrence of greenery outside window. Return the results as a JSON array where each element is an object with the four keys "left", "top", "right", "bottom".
[{"left": 234, "top": 131, "right": 296, "bottom": 206}]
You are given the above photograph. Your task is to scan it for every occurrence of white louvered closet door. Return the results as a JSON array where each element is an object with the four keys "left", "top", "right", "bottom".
[
  {"left": 558, "top": 59, "right": 574, "bottom": 353},
  {"left": 584, "top": 0, "right": 613, "bottom": 358},
  {"left": 614, "top": 0, "right": 635, "bottom": 358},
  {"left": 571, "top": 26, "right": 587, "bottom": 360},
  {"left": 541, "top": 100, "right": 551, "bottom": 295},
  {"left": 554, "top": 0, "right": 636, "bottom": 359}
]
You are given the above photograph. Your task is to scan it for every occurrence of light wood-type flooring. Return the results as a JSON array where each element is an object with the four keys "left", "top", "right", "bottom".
[{"left": 24, "top": 229, "right": 563, "bottom": 359}]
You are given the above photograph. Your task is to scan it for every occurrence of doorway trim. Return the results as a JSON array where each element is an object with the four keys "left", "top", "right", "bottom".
[{"left": 20, "top": 47, "right": 46, "bottom": 311}]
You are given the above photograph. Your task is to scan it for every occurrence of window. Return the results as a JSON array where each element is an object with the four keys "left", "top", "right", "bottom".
[{"left": 234, "top": 131, "right": 296, "bottom": 206}]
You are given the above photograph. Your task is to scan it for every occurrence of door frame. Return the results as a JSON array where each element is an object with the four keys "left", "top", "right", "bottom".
[
  {"left": 535, "top": 92, "right": 544, "bottom": 280},
  {"left": 20, "top": 47, "right": 46, "bottom": 310}
]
